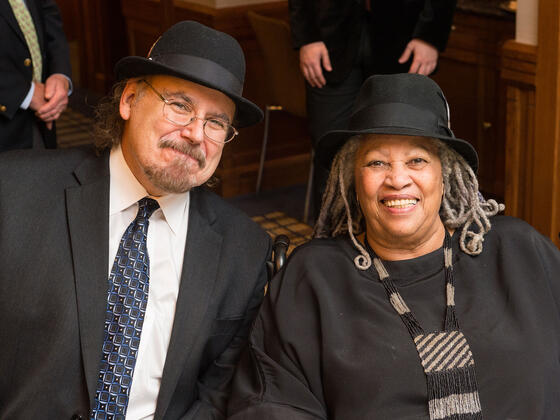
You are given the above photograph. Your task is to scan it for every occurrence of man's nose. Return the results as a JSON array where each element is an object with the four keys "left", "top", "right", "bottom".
[{"left": 180, "top": 117, "right": 205, "bottom": 144}]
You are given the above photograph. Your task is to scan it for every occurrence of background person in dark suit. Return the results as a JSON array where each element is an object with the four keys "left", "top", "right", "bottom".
[
  {"left": 289, "top": 0, "right": 456, "bottom": 219},
  {"left": 0, "top": 0, "right": 72, "bottom": 151},
  {"left": 0, "top": 21, "right": 270, "bottom": 420}
]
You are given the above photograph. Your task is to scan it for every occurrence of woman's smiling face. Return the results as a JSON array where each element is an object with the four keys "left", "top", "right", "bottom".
[{"left": 354, "top": 134, "right": 445, "bottom": 257}]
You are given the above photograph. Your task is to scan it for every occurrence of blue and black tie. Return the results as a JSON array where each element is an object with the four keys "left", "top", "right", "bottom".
[{"left": 91, "top": 197, "right": 160, "bottom": 419}]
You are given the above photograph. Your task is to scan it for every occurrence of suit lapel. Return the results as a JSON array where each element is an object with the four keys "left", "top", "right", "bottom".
[
  {"left": 66, "top": 151, "right": 111, "bottom": 404},
  {"left": 0, "top": 0, "right": 27, "bottom": 45},
  {"left": 155, "top": 188, "right": 223, "bottom": 419}
]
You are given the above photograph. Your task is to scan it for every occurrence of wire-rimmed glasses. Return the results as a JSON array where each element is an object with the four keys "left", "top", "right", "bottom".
[{"left": 141, "top": 79, "right": 238, "bottom": 144}]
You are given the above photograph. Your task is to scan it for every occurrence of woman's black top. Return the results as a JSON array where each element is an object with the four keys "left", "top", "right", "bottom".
[{"left": 227, "top": 216, "right": 560, "bottom": 419}]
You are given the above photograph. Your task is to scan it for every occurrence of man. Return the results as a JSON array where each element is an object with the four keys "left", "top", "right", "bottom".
[
  {"left": 289, "top": 0, "right": 456, "bottom": 219},
  {"left": 0, "top": 0, "right": 72, "bottom": 151},
  {"left": 0, "top": 21, "right": 270, "bottom": 419}
]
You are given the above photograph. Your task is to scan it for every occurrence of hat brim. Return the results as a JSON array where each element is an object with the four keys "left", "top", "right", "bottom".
[
  {"left": 115, "top": 56, "right": 263, "bottom": 128},
  {"left": 317, "top": 126, "right": 479, "bottom": 173}
]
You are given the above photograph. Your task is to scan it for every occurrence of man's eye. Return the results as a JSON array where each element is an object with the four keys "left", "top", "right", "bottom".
[
  {"left": 206, "top": 119, "right": 227, "bottom": 130},
  {"left": 169, "top": 101, "right": 191, "bottom": 113}
]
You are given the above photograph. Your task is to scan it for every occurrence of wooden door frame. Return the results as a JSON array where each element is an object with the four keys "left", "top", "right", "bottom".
[{"left": 533, "top": 0, "right": 560, "bottom": 246}]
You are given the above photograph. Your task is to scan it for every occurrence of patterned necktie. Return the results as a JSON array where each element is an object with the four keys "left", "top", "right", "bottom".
[
  {"left": 91, "top": 197, "right": 160, "bottom": 419},
  {"left": 8, "top": 0, "right": 42, "bottom": 81}
]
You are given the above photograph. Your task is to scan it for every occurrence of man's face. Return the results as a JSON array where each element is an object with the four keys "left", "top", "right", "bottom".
[{"left": 119, "top": 74, "right": 236, "bottom": 196}]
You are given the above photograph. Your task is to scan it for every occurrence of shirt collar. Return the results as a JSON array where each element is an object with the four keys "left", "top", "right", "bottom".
[{"left": 109, "top": 146, "right": 190, "bottom": 235}]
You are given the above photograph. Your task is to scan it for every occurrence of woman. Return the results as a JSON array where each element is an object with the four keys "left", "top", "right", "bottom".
[{"left": 227, "top": 74, "right": 560, "bottom": 419}]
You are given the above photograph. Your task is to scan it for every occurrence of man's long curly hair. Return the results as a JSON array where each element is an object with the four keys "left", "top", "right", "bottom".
[
  {"left": 313, "top": 135, "right": 504, "bottom": 269},
  {"left": 92, "top": 79, "right": 142, "bottom": 152}
]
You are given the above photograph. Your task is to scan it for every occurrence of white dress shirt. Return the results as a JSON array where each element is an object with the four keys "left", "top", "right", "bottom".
[{"left": 108, "top": 146, "right": 190, "bottom": 419}]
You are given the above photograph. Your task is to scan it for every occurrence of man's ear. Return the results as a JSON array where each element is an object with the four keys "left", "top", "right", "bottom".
[{"left": 119, "top": 80, "right": 139, "bottom": 121}]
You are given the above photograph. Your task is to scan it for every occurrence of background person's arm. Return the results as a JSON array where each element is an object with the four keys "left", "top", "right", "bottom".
[
  {"left": 401, "top": 0, "right": 457, "bottom": 75},
  {"left": 299, "top": 42, "right": 331, "bottom": 88},
  {"left": 35, "top": 0, "right": 72, "bottom": 128},
  {"left": 289, "top": 0, "right": 331, "bottom": 88}
]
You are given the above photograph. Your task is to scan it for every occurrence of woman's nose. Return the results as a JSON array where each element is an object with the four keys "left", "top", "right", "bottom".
[{"left": 385, "top": 163, "right": 412, "bottom": 189}]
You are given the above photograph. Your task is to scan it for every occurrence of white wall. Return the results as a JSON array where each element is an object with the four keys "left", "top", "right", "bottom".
[{"left": 516, "top": 0, "right": 539, "bottom": 45}]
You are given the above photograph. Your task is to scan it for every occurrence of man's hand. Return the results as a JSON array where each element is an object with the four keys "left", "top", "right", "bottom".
[
  {"left": 299, "top": 41, "right": 332, "bottom": 88},
  {"left": 30, "top": 82, "right": 47, "bottom": 112},
  {"left": 35, "top": 74, "right": 69, "bottom": 130},
  {"left": 398, "top": 39, "right": 438, "bottom": 75}
]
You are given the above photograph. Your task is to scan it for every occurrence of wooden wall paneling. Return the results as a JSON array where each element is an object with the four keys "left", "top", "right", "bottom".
[
  {"left": 533, "top": 0, "right": 560, "bottom": 246},
  {"left": 121, "top": 0, "right": 167, "bottom": 56},
  {"left": 55, "top": 0, "right": 80, "bottom": 41},
  {"left": 433, "top": 11, "right": 514, "bottom": 200},
  {"left": 79, "top": 0, "right": 104, "bottom": 92},
  {"left": 476, "top": 49, "right": 497, "bottom": 196},
  {"left": 126, "top": 19, "right": 162, "bottom": 57},
  {"left": 501, "top": 18, "right": 560, "bottom": 249},
  {"left": 121, "top": 0, "right": 163, "bottom": 25},
  {"left": 505, "top": 85, "right": 536, "bottom": 220},
  {"left": 500, "top": 40, "right": 537, "bottom": 221},
  {"left": 55, "top": 0, "right": 82, "bottom": 85},
  {"left": 76, "top": 0, "right": 128, "bottom": 93},
  {"left": 162, "top": 0, "right": 175, "bottom": 29},
  {"left": 104, "top": 1, "right": 129, "bottom": 89}
]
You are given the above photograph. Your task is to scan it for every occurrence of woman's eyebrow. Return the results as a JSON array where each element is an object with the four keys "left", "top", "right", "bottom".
[
  {"left": 363, "top": 147, "right": 432, "bottom": 159},
  {"left": 405, "top": 144, "right": 435, "bottom": 155}
]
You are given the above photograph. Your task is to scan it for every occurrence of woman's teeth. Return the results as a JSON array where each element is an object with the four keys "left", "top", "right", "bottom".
[{"left": 383, "top": 199, "right": 418, "bottom": 208}]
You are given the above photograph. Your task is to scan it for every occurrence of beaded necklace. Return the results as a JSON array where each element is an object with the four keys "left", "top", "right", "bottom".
[{"left": 365, "top": 230, "right": 483, "bottom": 419}]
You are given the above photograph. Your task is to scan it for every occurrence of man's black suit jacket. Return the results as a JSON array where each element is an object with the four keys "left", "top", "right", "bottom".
[
  {"left": 0, "top": 147, "right": 271, "bottom": 419},
  {"left": 289, "top": 0, "right": 457, "bottom": 84},
  {"left": 0, "top": 0, "right": 72, "bottom": 151}
]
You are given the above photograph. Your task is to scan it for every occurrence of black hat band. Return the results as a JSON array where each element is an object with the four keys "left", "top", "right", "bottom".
[
  {"left": 150, "top": 53, "right": 243, "bottom": 95},
  {"left": 349, "top": 102, "right": 454, "bottom": 139}
]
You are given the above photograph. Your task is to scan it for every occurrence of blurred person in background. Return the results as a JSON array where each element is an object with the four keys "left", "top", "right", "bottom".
[
  {"left": 0, "top": 0, "right": 72, "bottom": 151},
  {"left": 289, "top": 0, "right": 456, "bottom": 220}
]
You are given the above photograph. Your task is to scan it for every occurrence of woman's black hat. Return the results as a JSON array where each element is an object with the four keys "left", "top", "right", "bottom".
[
  {"left": 318, "top": 73, "right": 479, "bottom": 171},
  {"left": 114, "top": 20, "right": 263, "bottom": 127}
]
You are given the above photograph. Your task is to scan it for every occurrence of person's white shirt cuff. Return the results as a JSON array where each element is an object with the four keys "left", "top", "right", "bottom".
[
  {"left": 20, "top": 82, "right": 35, "bottom": 110},
  {"left": 61, "top": 74, "right": 74, "bottom": 96}
]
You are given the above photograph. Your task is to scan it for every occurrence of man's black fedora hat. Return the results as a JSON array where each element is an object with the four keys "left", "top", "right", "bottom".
[
  {"left": 318, "top": 73, "right": 479, "bottom": 172},
  {"left": 115, "top": 20, "right": 263, "bottom": 127}
]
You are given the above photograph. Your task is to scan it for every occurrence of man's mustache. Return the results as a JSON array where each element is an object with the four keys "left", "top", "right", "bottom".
[{"left": 159, "top": 138, "right": 206, "bottom": 168}]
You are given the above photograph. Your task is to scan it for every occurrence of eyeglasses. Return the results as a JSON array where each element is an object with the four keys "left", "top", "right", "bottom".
[{"left": 141, "top": 79, "right": 238, "bottom": 144}]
